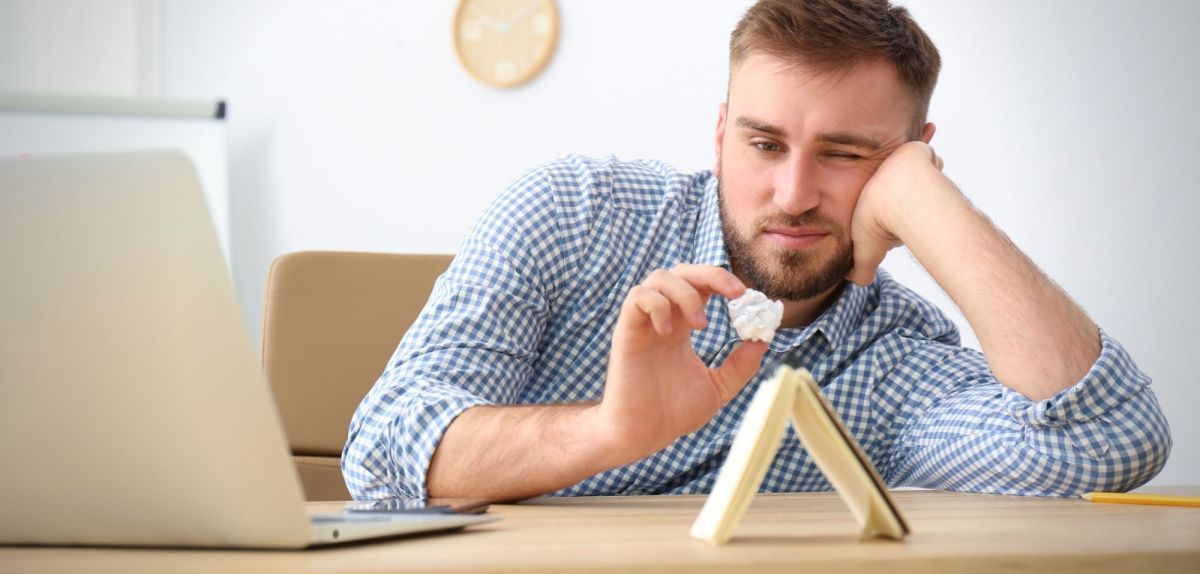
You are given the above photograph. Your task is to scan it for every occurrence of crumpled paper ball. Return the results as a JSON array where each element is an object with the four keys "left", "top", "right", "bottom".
[{"left": 728, "top": 289, "right": 783, "bottom": 343}]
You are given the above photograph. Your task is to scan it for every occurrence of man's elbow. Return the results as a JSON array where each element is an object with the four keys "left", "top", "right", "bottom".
[
  {"left": 1089, "top": 414, "right": 1173, "bottom": 493},
  {"left": 341, "top": 435, "right": 418, "bottom": 501}
]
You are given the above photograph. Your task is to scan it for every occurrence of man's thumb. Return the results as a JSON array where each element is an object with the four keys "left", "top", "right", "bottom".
[{"left": 713, "top": 340, "right": 769, "bottom": 401}]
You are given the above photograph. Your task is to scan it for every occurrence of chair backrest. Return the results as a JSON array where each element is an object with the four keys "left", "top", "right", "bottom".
[{"left": 261, "top": 251, "right": 453, "bottom": 501}]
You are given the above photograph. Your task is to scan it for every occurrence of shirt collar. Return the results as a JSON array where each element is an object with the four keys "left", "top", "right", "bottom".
[
  {"left": 692, "top": 175, "right": 730, "bottom": 270},
  {"left": 766, "top": 281, "right": 870, "bottom": 353},
  {"left": 810, "top": 279, "right": 871, "bottom": 349}
]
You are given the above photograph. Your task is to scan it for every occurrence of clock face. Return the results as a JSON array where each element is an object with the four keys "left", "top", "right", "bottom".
[{"left": 454, "top": 0, "right": 559, "bottom": 88}]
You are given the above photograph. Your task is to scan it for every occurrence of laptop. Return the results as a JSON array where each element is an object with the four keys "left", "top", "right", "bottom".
[{"left": 0, "top": 150, "right": 497, "bottom": 548}]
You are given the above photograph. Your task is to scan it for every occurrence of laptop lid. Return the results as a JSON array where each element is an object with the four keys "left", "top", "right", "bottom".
[{"left": 0, "top": 151, "right": 313, "bottom": 548}]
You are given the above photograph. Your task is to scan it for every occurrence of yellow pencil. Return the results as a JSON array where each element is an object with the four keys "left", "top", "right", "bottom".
[{"left": 1082, "top": 492, "right": 1200, "bottom": 508}]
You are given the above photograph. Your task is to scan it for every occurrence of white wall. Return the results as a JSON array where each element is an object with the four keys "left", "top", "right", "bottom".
[
  {"left": 4, "top": 0, "right": 1197, "bottom": 487},
  {"left": 0, "top": 0, "right": 155, "bottom": 96},
  {"left": 156, "top": 0, "right": 750, "bottom": 334}
]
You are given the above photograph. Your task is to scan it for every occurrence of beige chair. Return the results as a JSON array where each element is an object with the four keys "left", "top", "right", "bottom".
[{"left": 261, "top": 251, "right": 453, "bottom": 501}]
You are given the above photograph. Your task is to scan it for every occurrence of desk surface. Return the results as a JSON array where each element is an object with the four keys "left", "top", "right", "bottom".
[{"left": 2, "top": 490, "right": 1198, "bottom": 573}]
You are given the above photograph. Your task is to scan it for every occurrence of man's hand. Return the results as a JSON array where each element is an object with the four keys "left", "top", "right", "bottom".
[
  {"left": 430, "top": 264, "right": 768, "bottom": 502},
  {"left": 847, "top": 141, "right": 952, "bottom": 286},
  {"left": 594, "top": 265, "right": 769, "bottom": 466},
  {"left": 842, "top": 140, "right": 1099, "bottom": 401}
]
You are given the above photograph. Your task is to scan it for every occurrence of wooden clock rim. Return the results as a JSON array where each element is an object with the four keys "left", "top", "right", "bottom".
[{"left": 453, "top": 0, "right": 559, "bottom": 89}]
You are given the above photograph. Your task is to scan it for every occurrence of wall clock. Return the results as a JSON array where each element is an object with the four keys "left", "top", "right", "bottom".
[{"left": 453, "top": 0, "right": 559, "bottom": 88}]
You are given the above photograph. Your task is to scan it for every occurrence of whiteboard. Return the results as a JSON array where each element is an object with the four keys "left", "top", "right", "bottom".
[{"left": 0, "top": 96, "right": 230, "bottom": 265}]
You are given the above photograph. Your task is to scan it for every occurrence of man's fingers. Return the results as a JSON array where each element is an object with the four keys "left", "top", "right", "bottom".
[
  {"left": 626, "top": 285, "right": 674, "bottom": 335},
  {"left": 636, "top": 265, "right": 745, "bottom": 330},
  {"left": 668, "top": 264, "right": 746, "bottom": 300},
  {"left": 711, "top": 341, "right": 769, "bottom": 402},
  {"left": 622, "top": 265, "right": 746, "bottom": 337},
  {"left": 642, "top": 269, "right": 709, "bottom": 329},
  {"left": 848, "top": 239, "right": 888, "bottom": 286},
  {"left": 925, "top": 145, "right": 944, "bottom": 171}
]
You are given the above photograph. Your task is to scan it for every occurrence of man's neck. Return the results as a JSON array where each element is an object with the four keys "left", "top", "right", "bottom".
[{"left": 777, "top": 281, "right": 846, "bottom": 329}]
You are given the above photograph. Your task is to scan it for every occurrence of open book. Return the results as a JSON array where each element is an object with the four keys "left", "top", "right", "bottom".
[{"left": 690, "top": 365, "right": 909, "bottom": 544}]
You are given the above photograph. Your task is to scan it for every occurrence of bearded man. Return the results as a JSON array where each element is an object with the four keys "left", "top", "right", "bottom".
[{"left": 344, "top": 0, "right": 1171, "bottom": 502}]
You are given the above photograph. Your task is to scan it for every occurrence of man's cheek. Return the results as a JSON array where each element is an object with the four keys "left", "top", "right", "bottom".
[{"left": 845, "top": 160, "right": 886, "bottom": 183}]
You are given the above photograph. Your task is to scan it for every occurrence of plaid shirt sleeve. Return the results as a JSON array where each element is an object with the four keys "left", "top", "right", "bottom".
[
  {"left": 884, "top": 329, "right": 1172, "bottom": 496},
  {"left": 341, "top": 162, "right": 587, "bottom": 500},
  {"left": 340, "top": 153, "right": 1171, "bottom": 500}
]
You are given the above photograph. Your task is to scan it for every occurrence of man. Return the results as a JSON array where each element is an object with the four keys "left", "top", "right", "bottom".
[{"left": 344, "top": 0, "right": 1170, "bottom": 502}]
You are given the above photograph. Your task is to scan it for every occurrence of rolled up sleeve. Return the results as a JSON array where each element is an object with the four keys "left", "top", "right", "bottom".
[
  {"left": 887, "top": 330, "right": 1172, "bottom": 496},
  {"left": 342, "top": 164, "right": 577, "bottom": 500}
]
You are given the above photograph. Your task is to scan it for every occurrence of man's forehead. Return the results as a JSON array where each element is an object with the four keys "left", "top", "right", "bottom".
[
  {"left": 730, "top": 52, "right": 903, "bottom": 94},
  {"left": 727, "top": 53, "right": 914, "bottom": 140},
  {"left": 730, "top": 52, "right": 811, "bottom": 80}
]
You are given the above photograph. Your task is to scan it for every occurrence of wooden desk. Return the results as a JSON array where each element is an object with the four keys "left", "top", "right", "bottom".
[{"left": 1, "top": 490, "right": 1198, "bottom": 573}]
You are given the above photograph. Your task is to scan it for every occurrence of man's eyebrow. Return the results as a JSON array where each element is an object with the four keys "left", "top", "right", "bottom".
[
  {"left": 734, "top": 116, "right": 784, "bottom": 136},
  {"left": 818, "top": 132, "right": 884, "bottom": 151},
  {"left": 735, "top": 117, "right": 885, "bottom": 151}
]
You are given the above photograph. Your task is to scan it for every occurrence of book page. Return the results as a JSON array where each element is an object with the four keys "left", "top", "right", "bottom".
[
  {"left": 690, "top": 365, "right": 909, "bottom": 543},
  {"left": 690, "top": 375, "right": 795, "bottom": 544},
  {"left": 787, "top": 367, "right": 908, "bottom": 540}
]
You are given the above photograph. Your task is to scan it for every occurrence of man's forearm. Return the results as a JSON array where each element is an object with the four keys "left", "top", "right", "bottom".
[
  {"left": 426, "top": 403, "right": 624, "bottom": 502},
  {"left": 897, "top": 180, "right": 1100, "bottom": 401},
  {"left": 425, "top": 266, "right": 769, "bottom": 502}
]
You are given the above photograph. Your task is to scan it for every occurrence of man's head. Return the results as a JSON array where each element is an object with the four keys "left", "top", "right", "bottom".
[
  {"left": 730, "top": 0, "right": 940, "bottom": 139},
  {"left": 716, "top": 0, "right": 940, "bottom": 302}
]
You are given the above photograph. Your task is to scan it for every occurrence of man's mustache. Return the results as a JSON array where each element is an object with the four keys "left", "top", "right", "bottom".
[{"left": 753, "top": 211, "right": 843, "bottom": 235}]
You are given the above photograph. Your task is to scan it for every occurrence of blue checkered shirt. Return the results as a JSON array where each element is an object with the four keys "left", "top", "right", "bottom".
[{"left": 343, "top": 155, "right": 1171, "bottom": 500}]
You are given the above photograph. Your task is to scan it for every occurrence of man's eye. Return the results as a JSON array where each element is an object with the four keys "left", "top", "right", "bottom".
[
  {"left": 827, "top": 152, "right": 862, "bottom": 160},
  {"left": 754, "top": 142, "right": 782, "bottom": 153}
]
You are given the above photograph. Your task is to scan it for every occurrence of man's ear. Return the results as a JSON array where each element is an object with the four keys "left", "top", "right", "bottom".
[
  {"left": 920, "top": 122, "right": 936, "bottom": 144},
  {"left": 714, "top": 102, "right": 729, "bottom": 177}
]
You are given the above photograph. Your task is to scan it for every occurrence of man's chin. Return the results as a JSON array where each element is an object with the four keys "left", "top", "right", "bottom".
[{"left": 742, "top": 250, "right": 852, "bottom": 301}]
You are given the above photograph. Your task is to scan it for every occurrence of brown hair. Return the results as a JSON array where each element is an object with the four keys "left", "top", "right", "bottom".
[{"left": 730, "top": 0, "right": 941, "bottom": 137}]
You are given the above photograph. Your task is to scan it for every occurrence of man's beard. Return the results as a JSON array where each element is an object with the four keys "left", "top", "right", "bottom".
[{"left": 718, "top": 177, "right": 854, "bottom": 301}]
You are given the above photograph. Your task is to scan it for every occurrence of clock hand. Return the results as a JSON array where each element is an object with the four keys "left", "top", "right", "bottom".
[
  {"left": 500, "top": 0, "right": 542, "bottom": 27},
  {"left": 468, "top": 6, "right": 505, "bottom": 30},
  {"left": 479, "top": 13, "right": 506, "bottom": 31}
]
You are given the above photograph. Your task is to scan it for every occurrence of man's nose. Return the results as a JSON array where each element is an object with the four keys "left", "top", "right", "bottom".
[{"left": 772, "top": 154, "right": 820, "bottom": 215}]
